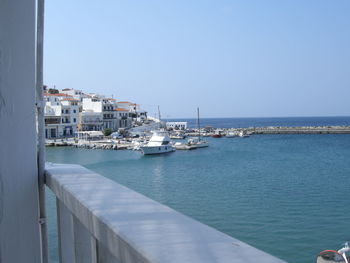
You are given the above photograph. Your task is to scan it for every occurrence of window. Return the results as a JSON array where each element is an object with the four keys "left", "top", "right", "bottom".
[
  {"left": 73, "top": 109, "right": 76, "bottom": 113},
  {"left": 73, "top": 118, "right": 76, "bottom": 123}
]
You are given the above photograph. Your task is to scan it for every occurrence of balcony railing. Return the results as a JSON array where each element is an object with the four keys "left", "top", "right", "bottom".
[
  {"left": 81, "top": 120, "right": 103, "bottom": 124},
  {"left": 45, "top": 163, "right": 286, "bottom": 263}
]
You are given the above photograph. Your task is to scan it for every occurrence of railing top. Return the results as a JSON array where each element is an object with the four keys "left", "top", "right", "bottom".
[{"left": 45, "top": 163, "right": 287, "bottom": 263}]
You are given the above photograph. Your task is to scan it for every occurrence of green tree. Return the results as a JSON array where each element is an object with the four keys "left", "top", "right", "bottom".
[{"left": 103, "top": 128, "right": 112, "bottom": 136}]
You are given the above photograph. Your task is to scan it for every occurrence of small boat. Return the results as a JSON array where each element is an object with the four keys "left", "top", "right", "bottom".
[
  {"left": 140, "top": 130, "right": 175, "bottom": 155},
  {"left": 212, "top": 129, "right": 223, "bottom": 138},
  {"left": 212, "top": 133, "right": 222, "bottom": 138},
  {"left": 316, "top": 242, "right": 350, "bottom": 263},
  {"left": 174, "top": 142, "right": 196, "bottom": 150},
  {"left": 169, "top": 133, "right": 186, "bottom": 139},
  {"left": 225, "top": 131, "right": 237, "bottom": 138},
  {"left": 190, "top": 108, "right": 209, "bottom": 146},
  {"left": 238, "top": 131, "right": 249, "bottom": 138},
  {"left": 187, "top": 138, "right": 209, "bottom": 148}
]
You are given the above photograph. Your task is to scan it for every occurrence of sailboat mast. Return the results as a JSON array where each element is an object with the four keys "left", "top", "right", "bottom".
[
  {"left": 197, "top": 107, "right": 201, "bottom": 141},
  {"left": 158, "top": 105, "right": 161, "bottom": 121}
]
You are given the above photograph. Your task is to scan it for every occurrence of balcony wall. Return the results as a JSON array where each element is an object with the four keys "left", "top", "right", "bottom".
[{"left": 45, "top": 163, "right": 286, "bottom": 263}]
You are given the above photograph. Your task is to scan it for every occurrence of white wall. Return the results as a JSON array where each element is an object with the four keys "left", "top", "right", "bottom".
[
  {"left": 0, "top": 0, "right": 42, "bottom": 262},
  {"left": 83, "top": 98, "right": 102, "bottom": 112}
]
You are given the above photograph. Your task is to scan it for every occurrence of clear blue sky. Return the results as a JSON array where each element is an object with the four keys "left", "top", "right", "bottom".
[{"left": 44, "top": 0, "right": 350, "bottom": 118}]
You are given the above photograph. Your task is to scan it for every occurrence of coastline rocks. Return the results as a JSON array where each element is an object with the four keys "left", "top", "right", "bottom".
[{"left": 75, "top": 143, "right": 118, "bottom": 150}]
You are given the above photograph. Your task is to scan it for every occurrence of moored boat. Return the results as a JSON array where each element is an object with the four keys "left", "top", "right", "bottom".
[
  {"left": 187, "top": 138, "right": 209, "bottom": 148},
  {"left": 225, "top": 131, "right": 237, "bottom": 138},
  {"left": 140, "top": 131, "right": 175, "bottom": 155},
  {"left": 238, "top": 131, "right": 250, "bottom": 138}
]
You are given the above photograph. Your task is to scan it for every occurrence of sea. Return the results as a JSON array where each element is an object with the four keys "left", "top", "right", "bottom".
[{"left": 45, "top": 116, "right": 350, "bottom": 263}]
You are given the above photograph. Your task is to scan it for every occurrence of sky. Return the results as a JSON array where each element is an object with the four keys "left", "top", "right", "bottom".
[{"left": 44, "top": 0, "right": 350, "bottom": 118}]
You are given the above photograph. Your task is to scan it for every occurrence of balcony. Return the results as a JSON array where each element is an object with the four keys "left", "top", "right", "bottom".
[
  {"left": 45, "top": 163, "right": 286, "bottom": 263},
  {"left": 82, "top": 120, "right": 103, "bottom": 124},
  {"left": 45, "top": 117, "right": 61, "bottom": 125}
]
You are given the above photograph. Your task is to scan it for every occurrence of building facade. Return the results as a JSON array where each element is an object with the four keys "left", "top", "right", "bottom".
[{"left": 44, "top": 93, "right": 79, "bottom": 138}]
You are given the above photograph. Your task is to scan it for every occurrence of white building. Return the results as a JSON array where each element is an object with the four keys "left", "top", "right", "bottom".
[
  {"left": 118, "top": 101, "right": 147, "bottom": 124},
  {"left": 115, "top": 108, "right": 132, "bottom": 129},
  {"left": 166, "top": 122, "right": 187, "bottom": 130},
  {"left": 82, "top": 97, "right": 119, "bottom": 130},
  {"left": 78, "top": 111, "right": 103, "bottom": 131},
  {"left": 61, "top": 88, "right": 83, "bottom": 98},
  {"left": 44, "top": 93, "right": 79, "bottom": 138}
]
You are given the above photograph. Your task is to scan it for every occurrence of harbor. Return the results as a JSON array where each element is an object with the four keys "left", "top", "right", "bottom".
[
  {"left": 45, "top": 124, "right": 350, "bottom": 152},
  {"left": 3, "top": 1, "right": 350, "bottom": 263}
]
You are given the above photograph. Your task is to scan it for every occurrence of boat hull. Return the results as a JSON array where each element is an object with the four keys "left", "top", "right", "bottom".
[
  {"left": 193, "top": 142, "right": 209, "bottom": 148},
  {"left": 140, "top": 145, "right": 175, "bottom": 155}
]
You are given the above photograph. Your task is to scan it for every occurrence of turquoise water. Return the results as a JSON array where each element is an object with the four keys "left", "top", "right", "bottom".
[{"left": 46, "top": 134, "right": 350, "bottom": 263}]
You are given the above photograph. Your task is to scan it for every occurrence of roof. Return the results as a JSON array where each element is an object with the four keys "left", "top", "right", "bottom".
[
  {"left": 118, "top": 101, "right": 132, "bottom": 104},
  {"left": 115, "top": 108, "right": 129, "bottom": 112},
  {"left": 61, "top": 98, "right": 79, "bottom": 102},
  {"left": 44, "top": 93, "right": 73, "bottom": 97},
  {"left": 62, "top": 88, "right": 72, "bottom": 91}
]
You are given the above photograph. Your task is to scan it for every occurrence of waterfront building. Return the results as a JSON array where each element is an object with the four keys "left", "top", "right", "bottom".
[
  {"left": 130, "top": 103, "right": 148, "bottom": 123},
  {"left": 115, "top": 107, "right": 132, "bottom": 128},
  {"left": 166, "top": 121, "right": 188, "bottom": 130},
  {"left": 44, "top": 93, "right": 79, "bottom": 138},
  {"left": 117, "top": 101, "right": 145, "bottom": 127},
  {"left": 82, "top": 97, "right": 119, "bottom": 130},
  {"left": 78, "top": 111, "right": 104, "bottom": 131},
  {"left": 102, "top": 98, "right": 118, "bottom": 130}
]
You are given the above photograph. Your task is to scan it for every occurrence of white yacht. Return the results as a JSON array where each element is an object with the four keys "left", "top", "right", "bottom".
[{"left": 140, "top": 131, "right": 175, "bottom": 155}]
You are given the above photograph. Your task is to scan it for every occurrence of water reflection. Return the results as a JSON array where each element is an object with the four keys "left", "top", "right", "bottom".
[{"left": 151, "top": 160, "right": 165, "bottom": 202}]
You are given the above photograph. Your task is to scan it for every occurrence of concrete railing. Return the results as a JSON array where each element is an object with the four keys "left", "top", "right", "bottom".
[{"left": 45, "top": 163, "right": 287, "bottom": 263}]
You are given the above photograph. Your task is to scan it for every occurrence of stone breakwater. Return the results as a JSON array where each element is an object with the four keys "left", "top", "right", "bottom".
[
  {"left": 249, "top": 126, "right": 350, "bottom": 134},
  {"left": 45, "top": 139, "right": 132, "bottom": 150},
  {"left": 186, "top": 126, "right": 350, "bottom": 137}
]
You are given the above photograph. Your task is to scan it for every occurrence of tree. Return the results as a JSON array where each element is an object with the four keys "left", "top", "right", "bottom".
[
  {"left": 103, "top": 128, "right": 112, "bottom": 136},
  {"left": 48, "top": 88, "right": 59, "bottom": 94}
]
